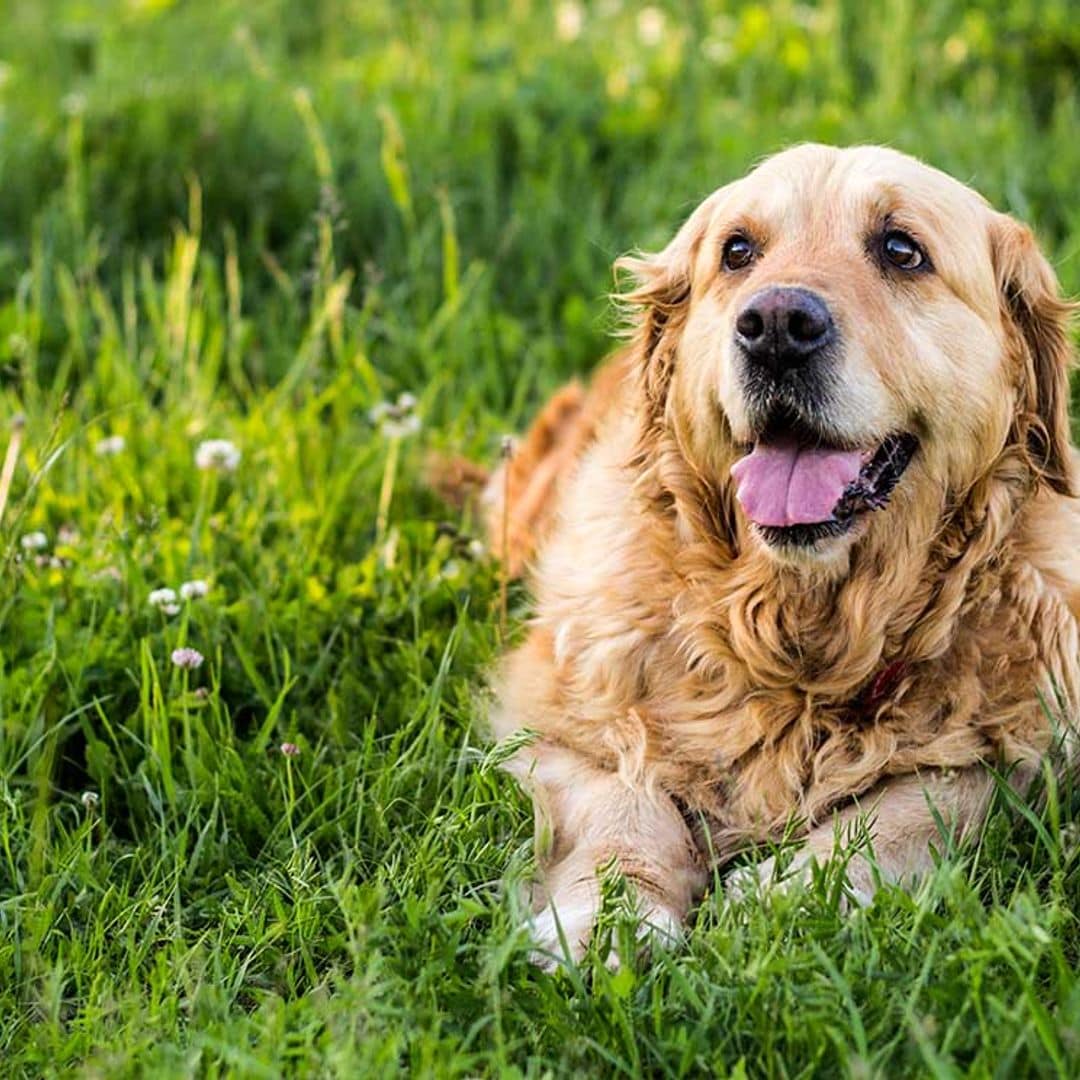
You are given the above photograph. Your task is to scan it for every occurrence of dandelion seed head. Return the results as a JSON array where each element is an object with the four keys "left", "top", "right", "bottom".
[
  {"left": 381, "top": 414, "right": 421, "bottom": 439},
  {"left": 369, "top": 392, "right": 421, "bottom": 439},
  {"left": 195, "top": 439, "right": 241, "bottom": 472}
]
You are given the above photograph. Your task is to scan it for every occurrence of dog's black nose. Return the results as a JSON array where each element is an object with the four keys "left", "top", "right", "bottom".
[{"left": 734, "top": 287, "right": 835, "bottom": 375}]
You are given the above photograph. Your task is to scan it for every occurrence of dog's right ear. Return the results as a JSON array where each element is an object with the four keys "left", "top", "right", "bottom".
[
  {"left": 991, "top": 213, "right": 1077, "bottom": 496},
  {"left": 614, "top": 191, "right": 723, "bottom": 427}
]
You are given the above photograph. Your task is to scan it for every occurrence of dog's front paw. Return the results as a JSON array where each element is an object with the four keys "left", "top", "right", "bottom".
[
  {"left": 616, "top": 898, "right": 684, "bottom": 966},
  {"left": 727, "top": 849, "right": 876, "bottom": 908},
  {"left": 725, "top": 852, "right": 796, "bottom": 904},
  {"left": 528, "top": 879, "right": 602, "bottom": 971},
  {"left": 528, "top": 878, "right": 685, "bottom": 971}
]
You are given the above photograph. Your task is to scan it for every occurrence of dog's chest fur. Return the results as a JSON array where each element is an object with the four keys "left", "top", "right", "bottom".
[{"left": 512, "top": 426, "right": 1074, "bottom": 859}]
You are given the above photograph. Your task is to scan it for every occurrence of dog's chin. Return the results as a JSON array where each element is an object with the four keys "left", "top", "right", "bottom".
[{"left": 748, "top": 516, "right": 865, "bottom": 571}]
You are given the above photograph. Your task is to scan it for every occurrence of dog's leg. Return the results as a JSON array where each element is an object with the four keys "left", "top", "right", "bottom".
[
  {"left": 729, "top": 765, "right": 1006, "bottom": 905},
  {"left": 511, "top": 741, "right": 706, "bottom": 968}
]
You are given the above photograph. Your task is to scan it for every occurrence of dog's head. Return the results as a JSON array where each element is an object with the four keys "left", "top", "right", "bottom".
[{"left": 619, "top": 144, "right": 1074, "bottom": 568}]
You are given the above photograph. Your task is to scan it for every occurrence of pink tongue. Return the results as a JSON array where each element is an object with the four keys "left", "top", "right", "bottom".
[{"left": 731, "top": 439, "right": 863, "bottom": 527}]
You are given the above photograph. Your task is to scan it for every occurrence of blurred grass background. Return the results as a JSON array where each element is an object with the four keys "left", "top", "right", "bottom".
[
  {"left": 3, "top": 1, "right": 1080, "bottom": 1076},
  {"left": 5, "top": 0, "right": 1080, "bottom": 404}
]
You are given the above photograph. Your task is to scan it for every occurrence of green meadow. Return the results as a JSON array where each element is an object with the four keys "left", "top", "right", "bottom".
[{"left": 2, "top": 1, "right": 1080, "bottom": 1075}]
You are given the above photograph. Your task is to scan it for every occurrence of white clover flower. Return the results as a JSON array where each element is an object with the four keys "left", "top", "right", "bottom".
[
  {"left": 149, "top": 587, "right": 178, "bottom": 611},
  {"left": 95, "top": 435, "right": 126, "bottom": 457},
  {"left": 702, "top": 37, "right": 734, "bottom": 64},
  {"left": 80, "top": 791, "right": 100, "bottom": 811},
  {"left": 1063, "top": 822, "right": 1080, "bottom": 857},
  {"left": 20, "top": 531, "right": 48, "bottom": 551},
  {"left": 467, "top": 539, "right": 486, "bottom": 560},
  {"left": 180, "top": 579, "right": 210, "bottom": 600},
  {"left": 637, "top": 5, "right": 665, "bottom": 45},
  {"left": 555, "top": 1, "right": 584, "bottom": 41},
  {"left": 61, "top": 91, "right": 87, "bottom": 117},
  {"left": 369, "top": 393, "right": 421, "bottom": 439},
  {"left": 58, "top": 525, "right": 80, "bottom": 545},
  {"left": 171, "top": 647, "right": 204, "bottom": 670},
  {"left": 383, "top": 414, "right": 421, "bottom": 438},
  {"left": 280, "top": 742, "right": 301, "bottom": 758},
  {"left": 195, "top": 439, "right": 241, "bottom": 472}
]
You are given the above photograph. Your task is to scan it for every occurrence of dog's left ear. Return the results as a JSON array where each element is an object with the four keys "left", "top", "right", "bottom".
[{"left": 992, "top": 214, "right": 1076, "bottom": 496}]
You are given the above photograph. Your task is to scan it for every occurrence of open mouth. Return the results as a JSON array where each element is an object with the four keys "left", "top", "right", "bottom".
[{"left": 731, "top": 414, "right": 919, "bottom": 548}]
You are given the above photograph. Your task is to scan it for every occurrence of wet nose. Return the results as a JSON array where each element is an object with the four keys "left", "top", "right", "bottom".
[{"left": 734, "top": 286, "right": 836, "bottom": 376}]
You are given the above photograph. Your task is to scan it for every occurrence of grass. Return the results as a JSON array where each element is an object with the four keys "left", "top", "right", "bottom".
[{"left": 2, "top": 0, "right": 1080, "bottom": 1075}]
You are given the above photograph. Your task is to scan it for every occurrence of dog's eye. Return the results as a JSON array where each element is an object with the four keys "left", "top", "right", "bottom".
[
  {"left": 722, "top": 235, "right": 757, "bottom": 271},
  {"left": 882, "top": 231, "right": 925, "bottom": 270}
]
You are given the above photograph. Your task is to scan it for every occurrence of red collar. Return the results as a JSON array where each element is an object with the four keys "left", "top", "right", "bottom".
[{"left": 862, "top": 659, "right": 909, "bottom": 710}]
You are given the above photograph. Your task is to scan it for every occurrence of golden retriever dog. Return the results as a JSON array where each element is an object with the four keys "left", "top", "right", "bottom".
[{"left": 471, "top": 144, "right": 1080, "bottom": 966}]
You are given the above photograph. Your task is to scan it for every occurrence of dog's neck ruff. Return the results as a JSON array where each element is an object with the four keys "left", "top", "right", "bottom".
[{"left": 655, "top": 426, "right": 1042, "bottom": 708}]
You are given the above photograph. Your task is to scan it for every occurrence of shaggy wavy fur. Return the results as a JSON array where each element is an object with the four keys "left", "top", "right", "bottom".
[{"left": 478, "top": 144, "right": 1080, "bottom": 966}]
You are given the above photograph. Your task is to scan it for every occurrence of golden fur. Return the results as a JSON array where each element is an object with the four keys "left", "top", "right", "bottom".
[{"left": 472, "top": 145, "right": 1080, "bottom": 964}]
